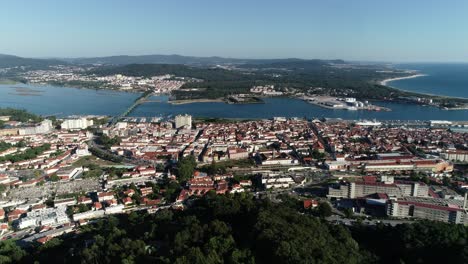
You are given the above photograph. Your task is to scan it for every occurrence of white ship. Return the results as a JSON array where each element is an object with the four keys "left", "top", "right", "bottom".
[{"left": 355, "top": 120, "right": 382, "bottom": 126}]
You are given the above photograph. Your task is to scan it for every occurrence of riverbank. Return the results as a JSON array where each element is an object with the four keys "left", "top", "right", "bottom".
[
  {"left": 168, "top": 98, "right": 224, "bottom": 105},
  {"left": 380, "top": 74, "right": 427, "bottom": 86},
  {"left": 304, "top": 96, "right": 391, "bottom": 112},
  {"left": 0, "top": 79, "right": 19, "bottom": 85}
]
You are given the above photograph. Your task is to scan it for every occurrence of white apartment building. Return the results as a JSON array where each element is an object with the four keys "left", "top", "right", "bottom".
[
  {"left": 441, "top": 150, "right": 468, "bottom": 162},
  {"left": 328, "top": 181, "right": 429, "bottom": 199},
  {"left": 73, "top": 210, "right": 105, "bottom": 221},
  {"left": 61, "top": 118, "right": 94, "bottom": 130},
  {"left": 19, "top": 120, "right": 53, "bottom": 135},
  {"left": 175, "top": 114, "right": 192, "bottom": 129},
  {"left": 17, "top": 206, "right": 69, "bottom": 229},
  {"left": 261, "top": 173, "right": 294, "bottom": 189}
]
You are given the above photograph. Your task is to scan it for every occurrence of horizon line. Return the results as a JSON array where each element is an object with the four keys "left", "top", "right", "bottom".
[{"left": 3, "top": 52, "right": 468, "bottom": 64}]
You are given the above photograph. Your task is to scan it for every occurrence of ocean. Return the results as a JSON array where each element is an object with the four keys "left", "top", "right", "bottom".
[{"left": 388, "top": 63, "right": 468, "bottom": 98}]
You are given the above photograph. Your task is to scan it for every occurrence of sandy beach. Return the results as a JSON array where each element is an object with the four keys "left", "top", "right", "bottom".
[
  {"left": 379, "top": 74, "right": 468, "bottom": 102},
  {"left": 380, "top": 74, "right": 427, "bottom": 86}
]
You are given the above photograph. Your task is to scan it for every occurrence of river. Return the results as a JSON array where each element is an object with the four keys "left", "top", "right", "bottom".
[{"left": 0, "top": 83, "right": 467, "bottom": 120}]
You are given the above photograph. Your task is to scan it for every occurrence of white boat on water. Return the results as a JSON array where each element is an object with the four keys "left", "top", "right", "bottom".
[{"left": 355, "top": 120, "right": 382, "bottom": 126}]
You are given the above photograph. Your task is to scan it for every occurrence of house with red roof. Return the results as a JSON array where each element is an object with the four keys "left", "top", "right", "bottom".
[
  {"left": 0, "top": 223, "right": 8, "bottom": 233},
  {"left": 140, "top": 198, "right": 160, "bottom": 206},
  {"left": 92, "top": 202, "right": 102, "bottom": 210},
  {"left": 123, "top": 189, "right": 135, "bottom": 197},
  {"left": 36, "top": 236, "right": 53, "bottom": 244},
  {"left": 98, "top": 191, "right": 115, "bottom": 202},
  {"left": 176, "top": 189, "right": 189, "bottom": 202},
  {"left": 8, "top": 209, "right": 26, "bottom": 222},
  {"left": 303, "top": 199, "right": 319, "bottom": 209},
  {"left": 122, "top": 197, "right": 133, "bottom": 205},
  {"left": 140, "top": 187, "right": 153, "bottom": 197},
  {"left": 77, "top": 196, "right": 92, "bottom": 205},
  {"left": 106, "top": 199, "right": 118, "bottom": 206}
]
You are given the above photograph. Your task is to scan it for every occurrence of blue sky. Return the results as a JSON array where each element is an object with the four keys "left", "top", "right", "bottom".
[{"left": 1, "top": 0, "right": 467, "bottom": 62}]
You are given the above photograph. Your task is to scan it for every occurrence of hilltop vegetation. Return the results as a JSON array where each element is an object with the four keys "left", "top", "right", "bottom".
[
  {"left": 2, "top": 194, "right": 467, "bottom": 263},
  {"left": 3, "top": 53, "right": 465, "bottom": 104},
  {"left": 65, "top": 54, "right": 344, "bottom": 66},
  {"left": 9, "top": 194, "right": 364, "bottom": 263},
  {"left": 90, "top": 62, "right": 411, "bottom": 100},
  {"left": 0, "top": 108, "right": 43, "bottom": 123},
  {"left": 0, "top": 54, "right": 65, "bottom": 69},
  {"left": 0, "top": 143, "right": 50, "bottom": 163},
  {"left": 351, "top": 220, "right": 468, "bottom": 264}
]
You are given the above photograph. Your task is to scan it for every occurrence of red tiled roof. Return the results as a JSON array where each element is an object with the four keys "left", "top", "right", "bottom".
[
  {"left": 37, "top": 236, "right": 53, "bottom": 244},
  {"left": 362, "top": 176, "right": 377, "bottom": 183},
  {"left": 397, "top": 201, "right": 462, "bottom": 212},
  {"left": 303, "top": 199, "right": 318, "bottom": 209},
  {"left": 355, "top": 181, "right": 397, "bottom": 187}
]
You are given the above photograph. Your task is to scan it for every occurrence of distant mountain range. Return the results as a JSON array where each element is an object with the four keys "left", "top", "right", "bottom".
[
  {"left": 0, "top": 54, "right": 65, "bottom": 68},
  {"left": 64, "top": 54, "right": 345, "bottom": 66},
  {"left": 0, "top": 53, "right": 346, "bottom": 68}
]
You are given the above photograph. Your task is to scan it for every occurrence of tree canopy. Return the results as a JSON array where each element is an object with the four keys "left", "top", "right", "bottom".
[
  {"left": 3, "top": 194, "right": 468, "bottom": 263},
  {"left": 0, "top": 143, "right": 51, "bottom": 163},
  {"left": 0, "top": 108, "right": 42, "bottom": 123},
  {"left": 88, "top": 63, "right": 425, "bottom": 101},
  {"left": 17, "top": 193, "right": 364, "bottom": 263},
  {"left": 176, "top": 155, "right": 197, "bottom": 182}
]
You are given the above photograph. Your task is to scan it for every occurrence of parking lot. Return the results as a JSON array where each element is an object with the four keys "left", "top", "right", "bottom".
[{"left": 3, "top": 179, "right": 102, "bottom": 201}]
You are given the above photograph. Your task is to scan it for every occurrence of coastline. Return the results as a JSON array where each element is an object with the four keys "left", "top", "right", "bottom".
[
  {"left": 379, "top": 74, "right": 468, "bottom": 101},
  {"left": 380, "top": 74, "right": 427, "bottom": 86}
]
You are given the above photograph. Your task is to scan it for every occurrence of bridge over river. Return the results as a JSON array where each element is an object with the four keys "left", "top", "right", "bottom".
[{"left": 108, "top": 92, "right": 154, "bottom": 126}]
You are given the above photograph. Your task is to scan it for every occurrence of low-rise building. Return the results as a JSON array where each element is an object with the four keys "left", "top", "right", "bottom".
[
  {"left": 56, "top": 166, "right": 84, "bottom": 180},
  {"left": 328, "top": 180, "right": 428, "bottom": 199},
  {"left": 104, "top": 204, "right": 124, "bottom": 214},
  {"left": 73, "top": 210, "right": 105, "bottom": 221},
  {"left": 261, "top": 173, "right": 294, "bottom": 189},
  {"left": 98, "top": 192, "right": 115, "bottom": 202},
  {"left": 387, "top": 197, "right": 468, "bottom": 224},
  {"left": 441, "top": 150, "right": 468, "bottom": 163}
]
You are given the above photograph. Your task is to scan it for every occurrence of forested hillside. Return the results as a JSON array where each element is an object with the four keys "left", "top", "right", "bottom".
[
  {"left": 90, "top": 63, "right": 411, "bottom": 100},
  {"left": 2, "top": 193, "right": 467, "bottom": 264}
]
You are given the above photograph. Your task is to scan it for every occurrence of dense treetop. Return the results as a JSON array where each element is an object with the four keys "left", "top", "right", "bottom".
[
  {"left": 2, "top": 193, "right": 466, "bottom": 264},
  {"left": 89, "top": 63, "right": 414, "bottom": 100},
  {"left": 0, "top": 108, "right": 42, "bottom": 123}
]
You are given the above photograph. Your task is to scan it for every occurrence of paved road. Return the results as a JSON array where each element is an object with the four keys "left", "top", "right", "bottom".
[
  {"left": 0, "top": 228, "right": 33, "bottom": 241},
  {"left": 88, "top": 137, "right": 152, "bottom": 166},
  {"left": 21, "top": 225, "right": 74, "bottom": 244},
  {"left": 326, "top": 215, "right": 413, "bottom": 227}
]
